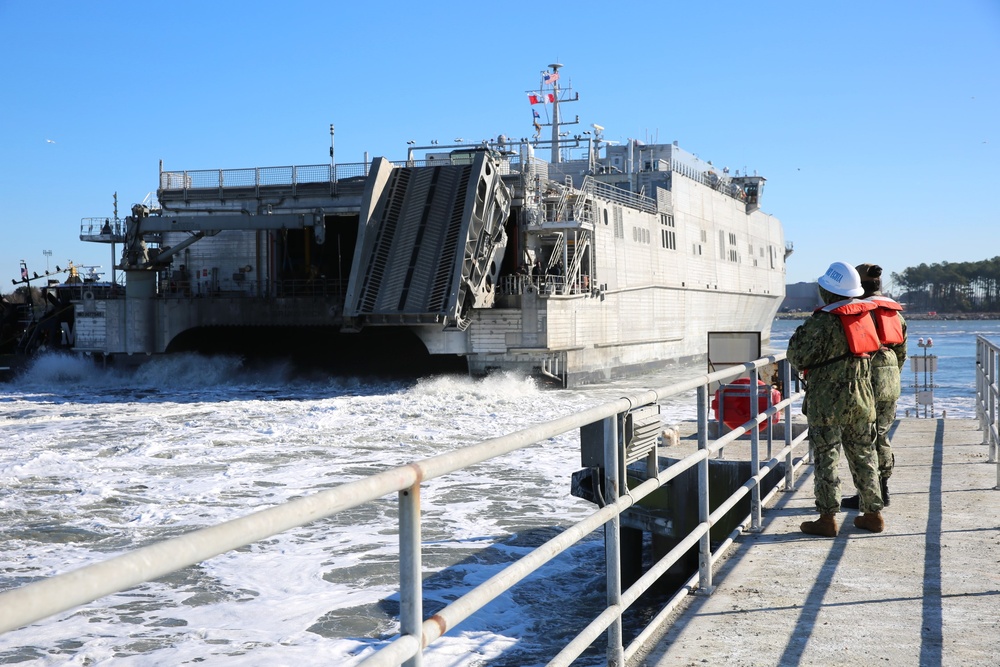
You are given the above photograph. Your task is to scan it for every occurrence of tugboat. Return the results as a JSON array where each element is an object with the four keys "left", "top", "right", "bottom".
[{"left": 1, "top": 261, "right": 109, "bottom": 380}]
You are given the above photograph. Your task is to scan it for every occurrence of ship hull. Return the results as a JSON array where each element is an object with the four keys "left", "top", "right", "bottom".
[{"left": 463, "top": 284, "right": 780, "bottom": 386}]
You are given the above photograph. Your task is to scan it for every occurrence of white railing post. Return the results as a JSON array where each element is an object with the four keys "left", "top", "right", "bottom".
[
  {"left": 749, "top": 367, "right": 762, "bottom": 533},
  {"left": 765, "top": 383, "right": 774, "bottom": 462},
  {"left": 989, "top": 342, "right": 999, "bottom": 490},
  {"left": 782, "top": 359, "right": 795, "bottom": 491},
  {"left": 977, "top": 338, "right": 986, "bottom": 439},
  {"left": 696, "top": 385, "right": 715, "bottom": 594},
  {"left": 989, "top": 341, "right": 998, "bottom": 464},
  {"left": 400, "top": 483, "right": 423, "bottom": 667},
  {"left": 603, "top": 415, "right": 624, "bottom": 666}
]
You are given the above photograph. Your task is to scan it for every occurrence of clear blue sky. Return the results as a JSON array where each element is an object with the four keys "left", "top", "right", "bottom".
[{"left": 2, "top": 0, "right": 997, "bottom": 293}]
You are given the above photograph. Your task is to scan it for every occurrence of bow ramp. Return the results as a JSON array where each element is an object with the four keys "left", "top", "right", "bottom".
[{"left": 343, "top": 151, "right": 511, "bottom": 330}]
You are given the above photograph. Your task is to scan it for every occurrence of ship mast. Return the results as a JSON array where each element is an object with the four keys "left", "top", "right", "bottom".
[
  {"left": 538, "top": 63, "right": 578, "bottom": 163},
  {"left": 549, "top": 63, "right": 563, "bottom": 163}
]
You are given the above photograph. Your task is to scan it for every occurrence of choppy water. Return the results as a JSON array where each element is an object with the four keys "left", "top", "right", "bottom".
[{"left": 1, "top": 319, "right": 997, "bottom": 665}]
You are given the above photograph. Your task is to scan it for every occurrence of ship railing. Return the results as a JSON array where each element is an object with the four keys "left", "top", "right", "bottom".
[
  {"left": 404, "top": 157, "right": 517, "bottom": 176},
  {"left": 498, "top": 273, "right": 591, "bottom": 298},
  {"left": 159, "top": 156, "right": 519, "bottom": 200},
  {"left": 975, "top": 336, "right": 1000, "bottom": 487},
  {"left": 79, "top": 217, "right": 126, "bottom": 243},
  {"left": 498, "top": 273, "right": 529, "bottom": 296},
  {"left": 669, "top": 160, "right": 752, "bottom": 204},
  {"left": 159, "top": 163, "right": 368, "bottom": 199},
  {"left": 580, "top": 175, "right": 658, "bottom": 214},
  {"left": 0, "top": 355, "right": 807, "bottom": 666},
  {"left": 563, "top": 232, "right": 591, "bottom": 296},
  {"left": 553, "top": 176, "right": 574, "bottom": 222},
  {"left": 572, "top": 190, "right": 594, "bottom": 227}
]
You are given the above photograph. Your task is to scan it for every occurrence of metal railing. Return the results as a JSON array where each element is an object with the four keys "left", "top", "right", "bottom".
[
  {"left": 157, "top": 157, "right": 516, "bottom": 199},
  {"left": 159, "top": 163, "right": 374, "bottom": 199},
  {"left": 580, "top": 176, "right": 658, "bottom": 214},
  {"left": 0, "top": 355, "right": 807, "bottom": 666},
  {"left": 975, "top": 335, "right": 1000, "bottom": 489},
  {"left": 498, "top": 273, "right": 591, "bottom": 298},
  {"left": 79, "top": 217, "right": 125, "bottom": 242}
]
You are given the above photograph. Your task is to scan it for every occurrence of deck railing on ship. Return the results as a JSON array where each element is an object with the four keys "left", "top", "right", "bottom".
[
  {"left": 159, "top": 163, "right": 368, "bottom": 198},
  {"left": 0, "top": 355, "right": 811, "bottom": 665},
  {"left": 580, "top": 176, "right": 658, "bottom": 214},
  {"left": 155, "top": 144, "right": 753, "bottom": 208},
  {"left": 158, "top": 157, "right": 520, "bottom": 199}
]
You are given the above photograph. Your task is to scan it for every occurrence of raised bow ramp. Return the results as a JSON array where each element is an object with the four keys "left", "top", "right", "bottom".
[{"left": 343, "top": 151, "right": 511, "bottom": 330}]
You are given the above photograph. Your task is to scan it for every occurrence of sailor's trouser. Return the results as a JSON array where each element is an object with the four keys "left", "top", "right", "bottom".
[
  {"left": 809, "top": 418, "right": 883, "bottom": 515},
  {"left": 874, "top": 399, "right": 897, "bottom": 479}
]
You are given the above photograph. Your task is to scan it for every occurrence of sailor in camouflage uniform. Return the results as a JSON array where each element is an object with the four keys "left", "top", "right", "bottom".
[
  {"left": 842, "top": 263, "right": 907, "bottom": 510},
  {"left": 786, "top": 261, "right": 885, "bottom": 537}
]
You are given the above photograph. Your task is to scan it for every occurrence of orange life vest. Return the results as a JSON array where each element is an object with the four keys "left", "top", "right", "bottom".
[
  {"left": 866, "top": 295, "right": 905, "bottom": 345},
  {"left": 819, "top": 298, "right": 881, "bottom": 356}
]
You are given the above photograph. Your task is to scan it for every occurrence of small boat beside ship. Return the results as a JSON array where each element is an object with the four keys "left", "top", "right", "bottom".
[
  {"left": 2, "top": 262, "right": 109, "bottom": 380},
  {"left": 8, "top": 65, "right": 789, "bottom": 386}
]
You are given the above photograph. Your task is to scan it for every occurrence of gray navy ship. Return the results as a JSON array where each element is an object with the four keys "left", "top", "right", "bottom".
[{"left": 58, "top": 65, "right": 788, "bottom": 386}]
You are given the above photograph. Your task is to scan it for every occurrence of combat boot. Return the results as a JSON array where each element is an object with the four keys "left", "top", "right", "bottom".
[
  {"left": 854, "top": 512, "right": 885, "bottom": 533},
  {"left": 801, "top": 513, "right": 838, "bottom": 537},
  {"left": 880, "top": 478, "right": 890, "bottom": 506},
  {"left": 840, "top": 494, "right": 860, "bottom": 510}
]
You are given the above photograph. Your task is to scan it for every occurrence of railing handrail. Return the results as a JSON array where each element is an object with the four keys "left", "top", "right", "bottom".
[
  {"left": 975, "top": 336, "right": 1000, "bottom": 489},
  {"left": 580, "top": 175, "right": 659, "bottom": 214},
  {"left": 0, "top": 354, "right": 806, "bottom": 667}
]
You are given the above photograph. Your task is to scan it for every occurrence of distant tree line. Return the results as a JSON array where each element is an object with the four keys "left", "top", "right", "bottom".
[{"left": 892, "top": 257, "right": 1000, "bottom": 312}]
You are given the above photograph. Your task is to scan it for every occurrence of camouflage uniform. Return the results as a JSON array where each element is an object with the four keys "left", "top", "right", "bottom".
[
  {"left": 787, "top": 309, "right": 883, "bottom": 515},
  {"left": 869, "top": 312, "right": 907, "bottom": 478}
]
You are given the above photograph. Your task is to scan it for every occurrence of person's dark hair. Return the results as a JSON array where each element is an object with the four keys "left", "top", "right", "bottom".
[{"left": 855, "top": 263, "right": 882, "bottom": 297}]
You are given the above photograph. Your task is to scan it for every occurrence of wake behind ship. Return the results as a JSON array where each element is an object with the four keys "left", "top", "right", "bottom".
[{"left": 55, "top": 65, "right": 788, "bottom": 386}]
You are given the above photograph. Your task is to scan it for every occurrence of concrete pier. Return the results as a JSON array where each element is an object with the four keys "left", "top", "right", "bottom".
[{"left": 636, "top": 417, "right": 999, "bottom": 666}]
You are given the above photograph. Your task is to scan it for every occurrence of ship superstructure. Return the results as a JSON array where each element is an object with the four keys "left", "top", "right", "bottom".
[{"left": 68, "top": 65, "right": 787, "bottom": 385}]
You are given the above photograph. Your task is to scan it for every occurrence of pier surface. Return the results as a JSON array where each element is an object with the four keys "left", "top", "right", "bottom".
[{"left": 639, "top": 418, "right": 999, "bottom": 667}]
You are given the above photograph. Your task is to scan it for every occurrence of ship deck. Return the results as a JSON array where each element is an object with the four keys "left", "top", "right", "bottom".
[{"left": 636, "top": 417, "right": 999, "bottom": 666}]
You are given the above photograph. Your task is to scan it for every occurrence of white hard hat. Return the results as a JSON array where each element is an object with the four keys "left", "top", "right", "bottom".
[{"left": 817, "top": 261, "right": 863, "bottom": 297}]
